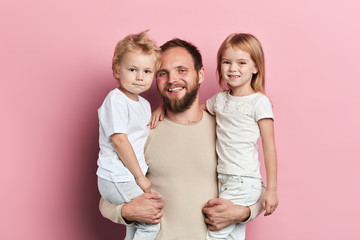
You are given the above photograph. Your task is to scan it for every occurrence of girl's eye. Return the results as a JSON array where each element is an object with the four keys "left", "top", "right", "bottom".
[
  {"left": 129, "top": 68, "right": 136, "bottom": 72},
  {"left": 222, "top": 61, "right": 230, "bottom": 64},
  {"left": 145, "top": 70, "right": 152, "bottom": 74},
  {"left": 239, "top": 62, "right": 246, "bottom": 65}
]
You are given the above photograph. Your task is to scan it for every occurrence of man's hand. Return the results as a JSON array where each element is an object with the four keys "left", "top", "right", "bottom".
[
  {"left": 122, "top": 192, "right": 164, "bottom": 224},
  {"left": 202, "top": 198, "right": 250, "bottom": 231}
]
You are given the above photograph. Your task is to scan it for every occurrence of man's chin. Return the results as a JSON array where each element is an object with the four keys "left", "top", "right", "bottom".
[{"left": 161, "top": 88, "right": 198, "bottom": 113}]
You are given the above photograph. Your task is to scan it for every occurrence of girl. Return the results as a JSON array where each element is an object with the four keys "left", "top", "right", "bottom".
[{"left": 151, "top": 33, "right": 278, "bottom": 239}]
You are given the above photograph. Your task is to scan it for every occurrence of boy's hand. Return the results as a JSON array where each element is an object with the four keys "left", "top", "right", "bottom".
[
  {"left": 136, "top": 176, "right": 152, "bottom": 193},
  {"left": 148, "top": 104, "right": 165, "bottom": 129},
  {"left": 262, "top": 190, "right": 278, "bottom": 216}
]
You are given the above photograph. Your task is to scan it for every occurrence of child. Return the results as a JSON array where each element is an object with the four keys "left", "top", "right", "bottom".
[
  {"left": 151, "top": 33, "right": 278, "bottom": 239},
  {"left": 96, "top": 30, "right": 161, "bottom": 240}
]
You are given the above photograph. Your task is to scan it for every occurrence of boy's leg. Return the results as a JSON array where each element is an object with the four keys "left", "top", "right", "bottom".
[
  {"left": 124, "top": 226, "right": 136, "bottom": 240},
  {"left": 98, "top": 177, "right": 144, "bottom": 204},
  {"left": 106, "top": 179, "right": 160, "bottom": 240},
  {"left": 133, "top": 221, "right": 160, "bottom": 240}
]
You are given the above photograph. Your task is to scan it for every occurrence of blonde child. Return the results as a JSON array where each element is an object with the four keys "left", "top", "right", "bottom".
[
  {"left": 151, "top": 33, "right": 278, "bottom": 239},
  {"left": 96, "top": 30, "right": 161, "bottom": 240}
]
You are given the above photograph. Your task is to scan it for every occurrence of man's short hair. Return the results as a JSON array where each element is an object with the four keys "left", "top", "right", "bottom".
[{"left": 160, "top": 38, "right": 203, "bottom": 72}]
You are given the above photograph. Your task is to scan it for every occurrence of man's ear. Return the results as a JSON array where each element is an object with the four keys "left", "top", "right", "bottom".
[{"left": 198, "top": 67, "right": 205, "bottom": 84}]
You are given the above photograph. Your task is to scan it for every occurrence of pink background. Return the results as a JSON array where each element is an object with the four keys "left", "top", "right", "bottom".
[{"left": 1, "top": 0, "right": 359, "bottom": 239}]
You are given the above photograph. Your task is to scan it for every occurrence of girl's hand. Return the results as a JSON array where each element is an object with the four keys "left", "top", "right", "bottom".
[
  {"left": 148, "top": 104, "right": 165, "bottom": 129},
  {"left": 262, "top": 190, "right": 278, "bottom": 216},
  {"left": 136, "top": 176, "right": 152, "bottom": 193}
]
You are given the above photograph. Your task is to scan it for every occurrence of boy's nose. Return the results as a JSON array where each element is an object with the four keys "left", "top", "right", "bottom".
[{"left": 136, "top": 72, "right": 144, "bottom": 81}]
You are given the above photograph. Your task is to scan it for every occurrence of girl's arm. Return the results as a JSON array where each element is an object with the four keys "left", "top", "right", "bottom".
[
  {"left": 149, "top": 103, "right": 165, "bottom": 129},
  {"left": 258, "top": 118, "right": 278, "bottom": 216},
  {"left": 111, "top": 133, "right": 151, "bottom": 193}
]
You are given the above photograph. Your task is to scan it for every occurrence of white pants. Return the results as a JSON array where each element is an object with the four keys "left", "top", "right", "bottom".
[
  {"left": 206, "top": 174, "right": 262, "bottom": 240},
  {"left": 98, "top": 177, "right": 160, "bottom": 240}
]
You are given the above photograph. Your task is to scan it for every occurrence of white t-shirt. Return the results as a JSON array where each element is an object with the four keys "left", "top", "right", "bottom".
[
  {"left": 206, "top": 91, "right": 274, "bottom": 178},
  {"left": 96, "top": 88, "right": 151, "bottom": 182}
]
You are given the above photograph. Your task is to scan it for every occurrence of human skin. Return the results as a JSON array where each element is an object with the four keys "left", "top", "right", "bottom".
[{"left": 121, "top": 46, "right": 252, "bottom": 229}]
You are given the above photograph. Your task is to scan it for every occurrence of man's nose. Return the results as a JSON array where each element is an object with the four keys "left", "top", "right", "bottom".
[{"left": 168, "top": 72, "right": 178, "bottom": 83}]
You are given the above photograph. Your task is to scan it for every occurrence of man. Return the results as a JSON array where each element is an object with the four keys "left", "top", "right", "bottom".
[{"left": 99, "top": 38, "right": 264, "bottom": 239}]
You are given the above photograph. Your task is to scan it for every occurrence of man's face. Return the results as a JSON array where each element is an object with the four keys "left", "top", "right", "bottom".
[{"left": 156, "top": 47, "right": 203, "bottom": 113}]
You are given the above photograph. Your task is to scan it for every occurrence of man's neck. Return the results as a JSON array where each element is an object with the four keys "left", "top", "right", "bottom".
[{"left": 166, "top": 100, "right": 203, "bottom": 125}]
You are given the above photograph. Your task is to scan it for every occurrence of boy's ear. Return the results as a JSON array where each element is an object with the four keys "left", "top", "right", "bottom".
[{"left": 113, "top": 65, "right": 121, "bottom": 79}]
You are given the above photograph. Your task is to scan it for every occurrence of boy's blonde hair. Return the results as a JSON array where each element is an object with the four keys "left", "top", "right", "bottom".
[
  {"left": 112, "top": 30, "right": 161, "bottom": 79},
  {"left": 217, "top": 33, "right": 265, "bottom": 93}
]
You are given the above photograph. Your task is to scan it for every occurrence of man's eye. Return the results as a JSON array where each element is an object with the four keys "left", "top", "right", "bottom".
[
  {"left": 158, "top": 72, "right": 167, "bottom": 77},
  {"left": 179, "top": 69, "right": 186, "bottom": 73}
]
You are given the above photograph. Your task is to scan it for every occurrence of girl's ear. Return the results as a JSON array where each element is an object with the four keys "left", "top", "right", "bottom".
[{"left": 253, "top": 66, "right": 258, "bottom": 74}]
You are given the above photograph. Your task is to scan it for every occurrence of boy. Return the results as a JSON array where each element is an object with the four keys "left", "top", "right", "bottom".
[{"left": 96, "top": 30, "right": 161, "bottom": 240}]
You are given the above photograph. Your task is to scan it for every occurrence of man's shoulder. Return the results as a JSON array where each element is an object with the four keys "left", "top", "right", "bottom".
[{"left": 202, "top": 110, "right": 215, "bottom": 122}]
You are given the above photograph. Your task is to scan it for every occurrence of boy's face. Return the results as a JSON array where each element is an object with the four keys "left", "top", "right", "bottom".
[{"left": 114, "top": 49, "right": 156, "bottom": 101}]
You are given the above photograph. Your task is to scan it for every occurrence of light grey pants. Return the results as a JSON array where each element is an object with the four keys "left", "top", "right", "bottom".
[
  {"left": 206, "top": 174, "right": 262, "bottom": 240},
  {"left": 98, "top": 177, "right": 160, "bottom": 240}
]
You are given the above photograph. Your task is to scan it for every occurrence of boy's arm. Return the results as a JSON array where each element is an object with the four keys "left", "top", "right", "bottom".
[
  {"left": 202, "top": 183, "right": 265, "bottom": 231},
  {"left": 258, "top": 118, "right": 278, "bottom": 216},
  {"left": 112, "top": 133, "right": 151, "bottom": 193}
]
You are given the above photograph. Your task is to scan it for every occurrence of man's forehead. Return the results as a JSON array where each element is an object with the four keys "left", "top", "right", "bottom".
[{"left": 160, "top": 47, "right": 194, "bottom": 69}]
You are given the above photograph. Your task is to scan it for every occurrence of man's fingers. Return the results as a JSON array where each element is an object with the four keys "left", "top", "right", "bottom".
[{"left": 144, "top": 192, "right": 162, "bottom": 200}]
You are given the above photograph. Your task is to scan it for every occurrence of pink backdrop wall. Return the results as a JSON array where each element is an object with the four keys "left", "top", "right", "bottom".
[{"left": 1, "top": 0, "right": 359, "bottom": 239}]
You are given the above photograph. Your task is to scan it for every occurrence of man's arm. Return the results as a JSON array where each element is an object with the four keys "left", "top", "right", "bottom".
[
  {"left": 99, "top": 193, "right": 164, "bottom": 225},
  {"left": 202, "top": 183, "right": 265, "bottom": 231}
]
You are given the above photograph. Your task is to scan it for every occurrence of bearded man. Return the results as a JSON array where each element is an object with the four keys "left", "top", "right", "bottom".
[{"left": 99, "top": 38, "right": 264, "bottom": 240}]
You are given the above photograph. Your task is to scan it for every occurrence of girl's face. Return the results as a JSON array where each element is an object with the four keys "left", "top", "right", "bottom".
[{"left": 221, "top": 47, "right": 258, "bottom": 96}]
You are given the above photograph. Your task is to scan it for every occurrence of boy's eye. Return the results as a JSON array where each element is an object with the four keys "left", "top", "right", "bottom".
[
  {"left": 239, "top": 62, "right": 246, "bottom": 65},
  {"left": 129, "top": 68, "right": 136, "bottom": 72},
  {"left": 144, "top": 70, "right": 152, "bottom": 74}
]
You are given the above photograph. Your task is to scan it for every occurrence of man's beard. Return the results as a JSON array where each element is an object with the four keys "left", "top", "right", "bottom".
[{"left": 159, "top": 79, "right": 200, "bottom": 113}]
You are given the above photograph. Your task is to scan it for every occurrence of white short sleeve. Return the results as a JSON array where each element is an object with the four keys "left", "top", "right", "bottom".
[
  {"left": 98, "top": 95, "right": 128, "bottom": 138},
  {"left": 206, "top": 93, "right": 218, "bottom": 115},
  {"left": 254, "top": 96, "right": 274, "bottom": 122}
]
